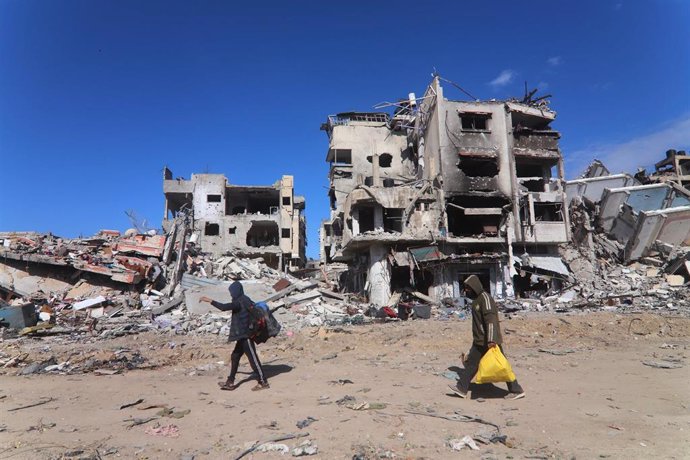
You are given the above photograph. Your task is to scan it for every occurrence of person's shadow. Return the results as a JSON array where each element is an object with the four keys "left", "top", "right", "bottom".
[{"left": 447, "top": 365, "right": 510, "bottom": 399}]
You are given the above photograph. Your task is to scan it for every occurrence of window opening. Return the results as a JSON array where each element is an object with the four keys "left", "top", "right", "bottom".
[
  {"left": 379, "top": 153, "right": 393, "bottom": 168},
  {"left": 446, "top": 196, "right": 508, "bottom": 237},
  {"left": 383, "top": 208, "right": 403, "bottom": 233},
  {"left": 246, "top": 222, "right": 279, "bottom": 247},
  {"left": 460, "top": 113, "right": 490, "bottom": 131},
  {"left": 533, "top": 202, "right": 563, "bottom": 222},
  {"left": 204, "top": 223, "right": 219, "bottom": 236},
  {"left": 357, "top": 206, "right": 375, "bottom": 233},
  {"left": 458, "top": 158, "right": 499, "bottom": 177}
]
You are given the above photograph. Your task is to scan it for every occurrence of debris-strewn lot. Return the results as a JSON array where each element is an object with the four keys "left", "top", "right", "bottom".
[{"left": 1, "top": 312, "right": 688, "bottom": 459}]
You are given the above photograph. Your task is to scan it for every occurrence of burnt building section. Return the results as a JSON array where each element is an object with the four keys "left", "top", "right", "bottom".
[
  {"left": 320, "top": 77, "right": 570, "bottom": 305},
  {"left": 163, "top": 169, "right": 306, "bottom": 271}
]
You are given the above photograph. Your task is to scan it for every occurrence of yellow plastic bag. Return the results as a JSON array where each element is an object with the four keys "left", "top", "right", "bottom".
[{"left": 474, "top": 346, "right": 516, "bottom": 384}]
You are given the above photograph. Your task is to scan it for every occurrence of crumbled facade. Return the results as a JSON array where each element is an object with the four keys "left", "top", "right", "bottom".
[
  {"left": 320, "top": 77, "right": 570, "bottom": 305},
  {"left": 163, "top": 168, "right": 306, "bottom": 270},
  {"left": 566, "top": 152, "right": 690, "bottom": 263}
]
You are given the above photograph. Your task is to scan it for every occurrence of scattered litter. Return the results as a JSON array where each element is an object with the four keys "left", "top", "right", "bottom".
[
  {"left": 119, "top": 398, "right": 144, "bottom": 410},
  {"left": 346, "top": 402, "right": 387, "bottom": 411},
  {"left": 296, "top": 416, "right": 318, "bottom": 429},
  {"left": 448, "top": 435, "right": 480, "bottom": 451},
  {"left": 256, "top": 443, "right": 289, "bottom": 454},
  {"left": 538, "top": 348, "right": 576, "bottom": 355},
  {"left": 441, "top": 370, "right": 460, "bottom": 381},
  {"left": 145, "top": 424, "right": 180, "bottom": 438},
  {"left": 292, "top": 440, "right": 318, "bottom": 457}
]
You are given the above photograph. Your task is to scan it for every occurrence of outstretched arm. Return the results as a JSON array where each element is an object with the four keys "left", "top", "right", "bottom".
[{"left": 199, "top": 296, "right": 240, "bottom": 312}]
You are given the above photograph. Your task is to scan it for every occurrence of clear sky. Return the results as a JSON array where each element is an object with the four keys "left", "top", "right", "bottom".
[{"left": 1, "top": 0, "right": 689, "bottom": 258}]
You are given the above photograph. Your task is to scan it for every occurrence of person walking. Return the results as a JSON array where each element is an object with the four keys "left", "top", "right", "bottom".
[
  {"left": 449, "top": 275, "right": 525, "bottom": 400},
  {"left": 200, "top": 281, "right": 269, "bottom": 391}
]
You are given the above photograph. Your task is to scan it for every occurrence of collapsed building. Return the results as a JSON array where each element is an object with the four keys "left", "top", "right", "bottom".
[
  {"left": 566, "top": 152, "right": 690, "bottom": 264},
  {"left": 320, "top": 76, "right": 570, "bottom": 305},
  {"left": 163, "top": 168, "right": 306, "bottom": 271}
]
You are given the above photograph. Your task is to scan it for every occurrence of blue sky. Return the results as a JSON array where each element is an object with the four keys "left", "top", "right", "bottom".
[{"left": 1, "top": 0, "right": 689, "bottom": 258}]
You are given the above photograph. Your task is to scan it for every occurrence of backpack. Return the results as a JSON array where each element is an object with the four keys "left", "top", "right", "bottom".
[{"left": 248, "top": 301, "right": 281, "bottom": 344}]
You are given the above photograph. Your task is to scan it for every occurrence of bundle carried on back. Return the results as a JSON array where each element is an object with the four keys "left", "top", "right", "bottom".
[{"left": 247, "top": 301, "right": 282, "bottom": 344}]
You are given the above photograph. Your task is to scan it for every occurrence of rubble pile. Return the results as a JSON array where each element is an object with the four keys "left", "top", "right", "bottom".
[{"left": 0, "top": 221, "right": 375, "bottom": 342}]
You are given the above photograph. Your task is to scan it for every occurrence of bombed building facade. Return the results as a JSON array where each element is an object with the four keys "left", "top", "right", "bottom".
[
  {"left": 566, "top": 152, "right": 690, "bottom": 264},
  {"left": 163, "top": 168, "right": 307, "bottom": 271},
  {"left": 320, "top": 77, "right": 570, "bottom": 305}
]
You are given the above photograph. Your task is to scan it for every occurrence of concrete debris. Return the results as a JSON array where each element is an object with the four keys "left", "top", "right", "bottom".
[{"left": 448, "top": 435, "right": 480, "bottom": 451}]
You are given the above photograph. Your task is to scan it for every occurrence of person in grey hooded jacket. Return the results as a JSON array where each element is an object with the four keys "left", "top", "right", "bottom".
[
  {"left": 200, "top": 281, "right": 269, "bottom": 391},
  {"left": 449, "top": 275, "right": 525, "bottom": 400}
]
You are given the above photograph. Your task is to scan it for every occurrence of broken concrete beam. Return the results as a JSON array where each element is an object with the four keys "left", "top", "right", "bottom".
[
  {"left": 284, "top": 289, "right": 322, "bottom": 306},
  {"left": 151, "top": 295, "right": 184, "bottom": 316},
  {"left": 318, "top": 289, "right": 346, "bottom": 301},
  {"left": 73, "top": 296, "right": 107, "bottom": 310},
  {"left": 295, "top": 279, "right": 319, "bottom": 290},
  {"left": 403, "top": 288, "right": 439, "bottom": 305},
  {"left": 262, "top": 284, "right": 300, "bottom": 303},
  {"left": 113, "top": 234, "right": 166, "bottom": 258},
  {"left": 234, "top": 259, "right": 261, "bottom": 277}
]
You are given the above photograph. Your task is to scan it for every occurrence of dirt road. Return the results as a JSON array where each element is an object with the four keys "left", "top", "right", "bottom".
[{"left": 1, "top": 311, "right": 688, "bottom": 459}]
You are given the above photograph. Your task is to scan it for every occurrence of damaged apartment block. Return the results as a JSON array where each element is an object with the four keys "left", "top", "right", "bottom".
[
  {"left": 163, "top": 168, "right": 307, "bottom": 271},
  {"left": 320, "top": 76, "right": 570, "bottom": 305},
  {"left": 566, "top": 151, "right": 690, "bottom": 264}
]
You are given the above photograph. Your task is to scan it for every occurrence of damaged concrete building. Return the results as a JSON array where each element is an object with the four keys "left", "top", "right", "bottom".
[
  {"left": 163, "top": 168, "right": 307, "bottom": 271},
  {"left": 320, "top": 76, "right": 570, "bottom": 305},
  {"left": 566, "top": 151, "right": 690, "bottom": 264}
]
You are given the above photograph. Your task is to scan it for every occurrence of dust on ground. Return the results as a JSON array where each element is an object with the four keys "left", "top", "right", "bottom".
[{"left": 1, "top": 311, "right": 689, "bottom": 459}]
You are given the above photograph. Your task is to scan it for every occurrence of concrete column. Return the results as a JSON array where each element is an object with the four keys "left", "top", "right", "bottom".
[
  {"left": 558, "top": 157, "right": 572, "bottom": 241},
  {"left": 368, "top": 244, "right": 391, "bottom": 306},
  {"left": 372, "top": 153, "right": 381, "bottom": 187},
  {"left": 352, "top": 208, "right": 360, "bottom": 236},
  {"left": 374, "top": 205, "right": 384, "bottom": 231}
]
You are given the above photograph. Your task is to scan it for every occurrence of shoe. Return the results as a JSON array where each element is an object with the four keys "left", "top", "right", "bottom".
[
  {"left": 504, "top": 392, "right": 525, "bottom": 400},
  {"left": 219, "top": 379, "right": 237, "bottom": 391},
  {"left": 448, "top": 384, "right": 468, "bottom": 399},
  {"left": 252, "top": 382, "right": 270, "bottom": 391}
]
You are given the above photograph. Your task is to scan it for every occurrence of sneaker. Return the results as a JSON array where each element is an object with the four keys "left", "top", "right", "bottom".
[
  {"left": 504, "top": 392, "right": 525, "bottom": 400},
  {"left": 252, "top": 382, "right": 270, "bottom": 391},
  {"left": 448, "top": 384, "right": 468, "bottom": 399}
]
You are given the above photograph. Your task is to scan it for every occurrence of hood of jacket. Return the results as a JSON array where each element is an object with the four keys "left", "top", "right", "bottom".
[
  {"left": 229, "top": 281, "right": 244, "bottom": 300},
  {"left": 463, "top": 275, "right": 485, "bottom": 297}
]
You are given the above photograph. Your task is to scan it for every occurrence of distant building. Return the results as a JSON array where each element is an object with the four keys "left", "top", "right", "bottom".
[
  {"left": 320, "top": 76, "right": 570, "bottom": 304},
  {"left": 163, "top": 169, "right": 306, "bottom": 270}
]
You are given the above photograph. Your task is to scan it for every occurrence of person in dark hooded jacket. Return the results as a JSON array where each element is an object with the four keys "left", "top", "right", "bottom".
[
  {"left": 449, "top": 275, "right": 525, "bottom": 400},
  {"left": 200, "top": 281, "right": 269, "bottom": 391}
]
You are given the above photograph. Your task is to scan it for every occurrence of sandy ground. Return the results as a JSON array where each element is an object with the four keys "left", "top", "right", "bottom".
[{"left": 0, "top": 311, "right": 689, "bottom": 460}]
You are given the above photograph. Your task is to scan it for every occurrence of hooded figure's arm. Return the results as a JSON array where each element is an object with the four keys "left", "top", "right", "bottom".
[
  {"left": 479, "top": 292, "right": 500, "bottom": 345},
  {"left": 211, "top": 300, "right": 240, "bottom": 312}
]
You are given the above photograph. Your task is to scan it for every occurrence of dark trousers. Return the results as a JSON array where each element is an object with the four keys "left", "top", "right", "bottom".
[
  {"left": 228, "top": 338, "right": 267, "bottom": 384},
  {"left": 458, "top": 344, "right": 524, "bottom": 394}
]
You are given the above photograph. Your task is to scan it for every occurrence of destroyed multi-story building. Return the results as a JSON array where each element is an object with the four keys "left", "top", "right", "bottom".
[
  {"left": 566, "top": 151, "right": 690, "bottom": 263},
  {"left": 320, "top": 76, "right": 570, "bottom": 305},
  {"left": 163, "top": 168, "right": 306, "bottom": 270}
]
